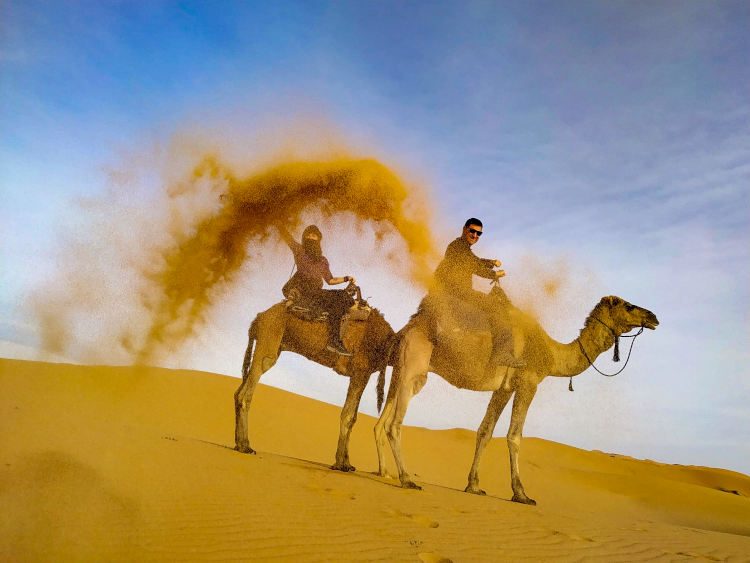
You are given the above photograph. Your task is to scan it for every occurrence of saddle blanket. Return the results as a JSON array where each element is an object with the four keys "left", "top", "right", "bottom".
[{"left": 284, "top": 299, "right": 371, "bottom": 324}]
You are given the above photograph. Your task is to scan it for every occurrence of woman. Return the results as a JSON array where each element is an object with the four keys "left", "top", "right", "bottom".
[{"left": 278, "top": 224, "right": 357, "bottom": 356}]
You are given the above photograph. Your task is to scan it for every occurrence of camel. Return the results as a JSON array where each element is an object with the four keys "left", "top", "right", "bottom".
[
  {"left": 234, "top": 293, "right": 395, "bottom": 472},
  {"left": 374, "top": 294, "right": 659, "bottom": 504}
]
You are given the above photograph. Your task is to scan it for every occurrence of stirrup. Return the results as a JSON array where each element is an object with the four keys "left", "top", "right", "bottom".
[{"left": 326, "top": 341, "right": 353, "bottom": 357}]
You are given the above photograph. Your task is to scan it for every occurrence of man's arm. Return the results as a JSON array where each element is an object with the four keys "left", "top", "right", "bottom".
[
  {"left": 468, "top": 248, "right": 497, "bottom": 280},
  {"left": 474, "top": 261, "right": 497, "bottom": 280},
  {"left": 440, "top": 238, "right": 495, "bottom": 280},
  {"left": 479, "top": 258, "right": 506, "bottom": 280}
]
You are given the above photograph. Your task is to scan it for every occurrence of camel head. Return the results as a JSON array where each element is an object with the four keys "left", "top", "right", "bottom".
[{"left": 593, "top": 296, "right": 659, "bottom": 335}]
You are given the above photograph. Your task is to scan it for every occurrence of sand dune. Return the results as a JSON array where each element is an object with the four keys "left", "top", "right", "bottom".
[{"left": 1, "top": 358, "right": 749, "bottom": 561}]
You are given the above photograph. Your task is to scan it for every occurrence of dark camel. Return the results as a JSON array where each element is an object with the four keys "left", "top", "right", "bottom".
[{"left": 235, "top": 299, "right": 395, "bottom": 471}]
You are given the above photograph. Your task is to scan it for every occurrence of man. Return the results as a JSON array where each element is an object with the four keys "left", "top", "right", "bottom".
[
  {"left": 278, "top": 224, "right": 357, "bottom": 356},
  {"left": 432, "top": 218, "right": 525, "bottom": 369}
]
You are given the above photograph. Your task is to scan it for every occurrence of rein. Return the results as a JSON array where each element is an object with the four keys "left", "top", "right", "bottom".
[{"left": 569, "top": 318, "right": 645, "bottom": 391}]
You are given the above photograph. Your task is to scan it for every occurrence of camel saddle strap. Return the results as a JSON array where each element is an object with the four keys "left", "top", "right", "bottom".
[{"left": 286, "top": 304, "right": 329, "bottom": 323}]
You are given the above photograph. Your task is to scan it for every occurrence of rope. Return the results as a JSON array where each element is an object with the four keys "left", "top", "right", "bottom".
[
  {"left": 577, "top": 326, "right": 644, "bottom": 378},
  {"left": 568, "top": 320, "right": 644, "bottom": 390}
]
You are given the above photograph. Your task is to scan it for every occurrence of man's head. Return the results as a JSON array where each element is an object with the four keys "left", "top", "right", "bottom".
[
  {"left": 302, "top": 225, "right": 323, "bottom": 257},
  {"left": 462, "top": 218, "right": 483, "bottom": 246}
]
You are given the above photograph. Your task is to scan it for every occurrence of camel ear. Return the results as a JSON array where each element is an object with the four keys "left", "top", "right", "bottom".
[{"left": 603, "top": 296, "right": 622, "bottom": 308}]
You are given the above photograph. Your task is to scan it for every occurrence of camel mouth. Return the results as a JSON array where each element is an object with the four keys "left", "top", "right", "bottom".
[{"left": 642, "top": 320, "right": 659, "bottom": 330}]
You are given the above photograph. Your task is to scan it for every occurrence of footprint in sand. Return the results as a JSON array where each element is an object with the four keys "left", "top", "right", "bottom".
[
  {"left": 383, "top": 508, "right": 439, "bottom": 528},
  {"left": 304, "top": 484, "right": 356, "bottom": 500},
  {"left": 673, "top": 552, "right": 721, "bottom": 561},
  {"left": 418, "top": 552, "right": 452, "bottom": 563},
  {"left": 551, "top": 530, "right": 595, "bottom": 543}
]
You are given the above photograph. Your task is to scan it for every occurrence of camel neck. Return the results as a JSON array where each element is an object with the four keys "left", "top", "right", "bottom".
[{"left": 548, "top": 317, "right": 616, "bottom": 378}]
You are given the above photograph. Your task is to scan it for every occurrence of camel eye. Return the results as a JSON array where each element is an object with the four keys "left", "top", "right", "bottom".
[{"left": 625, "top": 304, "right": 636, "bottom": 312}]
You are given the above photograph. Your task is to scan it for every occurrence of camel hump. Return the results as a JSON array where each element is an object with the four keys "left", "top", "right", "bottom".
[
  {"left": 253, "top": 302, "right": 290, "bottom": 331},
  {"left": 417, "top": 293, "right": 495, "bottom": 340}
]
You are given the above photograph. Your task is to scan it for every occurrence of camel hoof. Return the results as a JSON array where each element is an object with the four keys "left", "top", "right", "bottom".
[
  {"left": 401, "top": 480, "right": 422, "bottom": 490},
  {"left": 235, "top": 444, "right": 256, "bottom": 455},
  {"left": 511, "top": 493, "right": 536, "bottom": 505},
  {"left": 464, "top": 485, "right": 486, "bottom": 496},
  {"left": 331, "top": 463, "right": 356, "bottom": 472}
]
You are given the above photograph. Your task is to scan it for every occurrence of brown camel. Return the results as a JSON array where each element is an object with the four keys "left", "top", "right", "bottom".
[
  {"left": 374, "top": 295, "right": 659, "bottom": 504},
  {"left": 234, "top": 298, "right": 395, "bottom": 471}
]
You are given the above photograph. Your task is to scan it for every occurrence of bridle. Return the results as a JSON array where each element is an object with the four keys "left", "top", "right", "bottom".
[{"left": 570, "top": 316, "right": 645, "bottom": 390}]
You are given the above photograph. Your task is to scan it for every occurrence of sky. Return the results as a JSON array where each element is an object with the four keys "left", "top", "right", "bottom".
[{"left": 1, "top": 1, "right": 749, "bottom": 474}]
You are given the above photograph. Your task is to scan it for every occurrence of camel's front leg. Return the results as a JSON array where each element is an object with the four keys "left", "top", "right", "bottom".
[
  {"left": 465, "top": 385, "right": 513, "bottom": 495},
  {"left": 234, "top": 331, "right": 281, "bottom": 454},
  {"left": 382, "top": 331, "right": 431, "bottom": 489},
  {"left": 331, "top": 373, "right": 368, "bottom": 472},
  {"left": 507, "top": 375, "right": 538, "bottom": 505}
]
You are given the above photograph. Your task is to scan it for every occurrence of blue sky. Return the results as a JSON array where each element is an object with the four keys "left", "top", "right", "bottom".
[{"left": 2, "top": 1, "right": 749, "bottom": 474}]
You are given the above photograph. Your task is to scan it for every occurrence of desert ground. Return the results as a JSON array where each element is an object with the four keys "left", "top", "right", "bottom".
[{"left": 1, "top": 357, "right": 749, "bottom": 561}]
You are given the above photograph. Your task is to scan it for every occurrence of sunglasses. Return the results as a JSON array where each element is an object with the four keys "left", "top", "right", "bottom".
[{"left": 467, "top": 228, "right": 483, "bottom": 236}]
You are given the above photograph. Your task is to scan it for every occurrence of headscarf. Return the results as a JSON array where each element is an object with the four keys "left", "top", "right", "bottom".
[{"left": 301, "top": 224, "right": 323, "bottom": 258}]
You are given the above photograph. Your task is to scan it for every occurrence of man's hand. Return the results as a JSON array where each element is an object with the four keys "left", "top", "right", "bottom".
[
  {"left": 494, "top": 269, "right": 506, "bottom": 279},
  {"left": 346, "top": 275, "right": 357, "bottom": 285}
]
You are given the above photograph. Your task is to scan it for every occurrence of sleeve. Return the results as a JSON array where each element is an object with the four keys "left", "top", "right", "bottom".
[
  {"left": 321, "top": 257, "right": 333, "bottom": 283},
  {"left": 472, "top": 252, "right": 496, "bottom": 280},
  {"left": 278, "top": 225, "right": 298, "bottom": 250},
  {"left": 285, "top": 236, "right": 303, "bottom": 259}
]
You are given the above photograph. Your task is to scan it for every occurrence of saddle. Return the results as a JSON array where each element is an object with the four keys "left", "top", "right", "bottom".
[
  {"left": 284, "top": 287, "right": 329, "bottom": 322},
  {"left": 420, "top": 285, "right": 512, "bottom": 342},
  {"left": 283, "top": 285, "right": 372, "bottom": 324}
]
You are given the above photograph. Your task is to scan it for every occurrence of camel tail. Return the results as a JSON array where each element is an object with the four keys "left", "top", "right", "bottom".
[
  {"left": 241, "top": 318, "right": 259, "bottom": 380},
  {"left": 376, "top": 333, "right": 400, "bottom": 413},
  {"left": 376, "top": 366, "right": 385, "bottom": 413}
]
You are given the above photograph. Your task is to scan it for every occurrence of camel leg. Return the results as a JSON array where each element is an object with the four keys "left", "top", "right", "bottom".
[
  {"left": 382, "top": 330, "right": 431, "bottom": 489},
  {"left": 374, "top": 362, "right": 401, "bottom": 478},
  {"left": 331, "top": 373, "right": 368, "bottom": 472},
  {"left": 465, "top": 385, "right": 514, "bottom": 495},
  {"left": 234, "top": 325, "right": 283, "bottom": 454},
  {"left": 507, "top": 374, "right": 538, "bottom": 505}
]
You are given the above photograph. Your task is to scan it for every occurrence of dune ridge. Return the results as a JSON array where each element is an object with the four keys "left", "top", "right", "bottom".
[{"left": 1, "top": 358, "right": 749, "bottom": 561}]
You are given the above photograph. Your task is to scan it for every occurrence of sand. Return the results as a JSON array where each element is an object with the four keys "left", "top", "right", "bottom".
[{"left": 1, "top": 357, "right": 748, "bottom": 561}]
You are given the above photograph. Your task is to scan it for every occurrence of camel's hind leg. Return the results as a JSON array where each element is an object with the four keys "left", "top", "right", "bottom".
[
  {"left": 378, "top": 329, "right": 431, "bottom": 489},
  {"left": 465, "top": 384, "right": 514, "bottom": 495},
  {"left": 507, "top": 374, "right": 538, "bottom": 505},
  {"left": 331, "top": 373, "right": 368, "bottom": 472},
  {"left": 234, "top": 318, "right": 284, "bottom": 454}
]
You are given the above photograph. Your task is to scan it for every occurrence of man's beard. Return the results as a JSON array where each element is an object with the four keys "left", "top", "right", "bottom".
[{"left": 303, "top": 239, "right": 322, "bottom": 258}]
